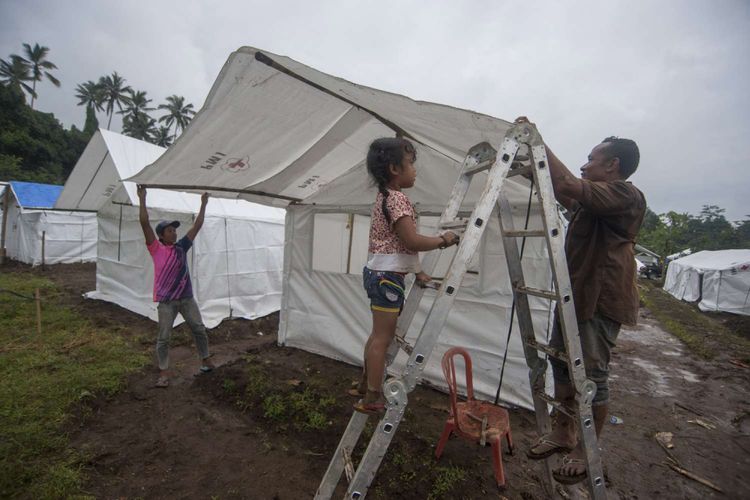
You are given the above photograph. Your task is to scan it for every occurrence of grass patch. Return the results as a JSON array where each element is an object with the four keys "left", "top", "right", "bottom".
[
  {"left": 428, "top": 465, "right": 467, "bottom": 499},
  {"left": 639, "top": 281, "right": 750, "bottom": 362},
  {"left": 0, "top": 271, "right": 146, "bottom": 498},
  {"left": 234, "top": 357, "right": 335, "bottom": 431}
]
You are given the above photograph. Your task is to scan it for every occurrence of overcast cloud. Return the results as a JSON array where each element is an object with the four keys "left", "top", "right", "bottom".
[{"left": 1, "top": 0, "right": 748, "bottom": 221}]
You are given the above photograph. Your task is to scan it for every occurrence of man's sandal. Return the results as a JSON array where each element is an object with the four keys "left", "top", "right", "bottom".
[
  {"left": 553, "top": 456, "right": 588, "bottom": 485},
  {"left": 526, "top": 436, "right": 574, "bottom": 460},
  {"left": 353, "top": 399, "right": 386, "bottom": 415},
  {"left": 155, "top": 376, "right": 169, "bottom": 388}
]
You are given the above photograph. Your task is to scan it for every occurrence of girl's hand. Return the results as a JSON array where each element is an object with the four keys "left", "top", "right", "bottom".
[
  {"left": 440, "top": 231, "right": 459, "bottom": 248},
  {"left": 415, "top": 271, "right": 432, "bottom": 285}
]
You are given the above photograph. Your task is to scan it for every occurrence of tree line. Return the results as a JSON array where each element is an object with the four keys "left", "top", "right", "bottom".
[
  {"left": 638, "top": 205, "right": 749, "bottom": 258},
  {"left": 1, "top": 42, "right": 195, "bottom": 148}
]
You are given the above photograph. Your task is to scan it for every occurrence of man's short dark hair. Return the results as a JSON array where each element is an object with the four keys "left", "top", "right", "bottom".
[{"left": 602, "top": 136, "right": 640, "bottom": 179}]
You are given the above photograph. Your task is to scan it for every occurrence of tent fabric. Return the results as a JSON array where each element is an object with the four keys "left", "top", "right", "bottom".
[
  {"left": 10, "top": 181, "right": 63, "bottom": 209},
  {"left": 127, "top": 46, "right": 561, "bottom": 409},
  {"left": 57, "top": 129, "right": 287, "bottom": 328},
  {"left": 1, "top": 182, "right": 96, "bottom": 265},
  {"left": 664, "top": 250, "right": 750, "bottom": 315}
]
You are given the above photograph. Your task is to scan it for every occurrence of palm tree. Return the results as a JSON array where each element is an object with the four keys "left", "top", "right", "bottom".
[
  {"left": 20, "top": 43, "right": 60, "bottom": 109},
  {"left": 0, "top": 55, "right": 35, "bottom": 100},
  {"left": 122, "top": 112, "right": 157, "bottom": 141},
  {"left": 75, "top": 80, "right": 105, "bottom": 112},
  {"left": 117, "top": 89, "right": 153, "bottom": 121},
  {"left": 157, "top": 95, "right": 195, "bottom": 140},
  {"left": 98, "top": 72, "right": 133, "bottom": 129},
  {"left": 151, "top": 126, "right": 173, "bottom": 147}
]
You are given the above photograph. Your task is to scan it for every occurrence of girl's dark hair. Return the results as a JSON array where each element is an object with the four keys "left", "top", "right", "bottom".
[{"left": 366, "top": 137, "right": 416, "bottom": 224}]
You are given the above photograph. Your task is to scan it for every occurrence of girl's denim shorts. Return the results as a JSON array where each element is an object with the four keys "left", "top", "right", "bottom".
[{"left": 363, "top": 267, "right": 405, "bottom": 314}]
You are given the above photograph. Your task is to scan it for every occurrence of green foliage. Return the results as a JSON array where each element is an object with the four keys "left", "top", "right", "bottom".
[
  {"left": 20, "top": 43, "right": 60, "bottom": 109},
  {"left": 262, "top": 394, "right": 287, "bottom": 421},
  {"left": 0, "top": 83, "right": 91, "bottom": 183},
  {"left": 637, "top": 204, "right": 749, "bottom": 258},
  {"left": 428, "top": 465, "right": 467, "bottom": 499},
  {"left": 0, "top": 271, "right": 146, "bottom": 498}
]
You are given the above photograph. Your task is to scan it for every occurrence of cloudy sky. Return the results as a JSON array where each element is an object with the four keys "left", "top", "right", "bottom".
[{"left": 2, "top": 0, "right": 748, "bottom": 221}]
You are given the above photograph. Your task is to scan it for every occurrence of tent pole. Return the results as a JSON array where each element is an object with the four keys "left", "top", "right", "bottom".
[
  {"left": 0, "top": 187, "right": 9, "bottom": 264},
  {"left": 41, "top": 231, "right": 46, "bottom": 270},
  {"left": 345, "top": 214, "right": 354, "bottom": 274},
  {"left": 117, "top": 205, "right": 123, "bottom": 261},
  {"left": 224, "top": 217, "right": 232, "bottom": 318}
]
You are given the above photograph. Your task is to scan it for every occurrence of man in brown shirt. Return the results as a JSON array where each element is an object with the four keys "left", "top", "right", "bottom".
[{"left": 516, "top": 117, "right": 646, "bottom": 484}]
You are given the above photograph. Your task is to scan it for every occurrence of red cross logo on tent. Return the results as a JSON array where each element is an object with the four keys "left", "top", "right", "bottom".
[{"left": 221, "top": 156, "right": 250, "bottom": 173}]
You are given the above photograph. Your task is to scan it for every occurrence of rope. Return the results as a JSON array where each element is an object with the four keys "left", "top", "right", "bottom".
[{"left": 494, "top": 185, "right": 534, "bottom": 405}]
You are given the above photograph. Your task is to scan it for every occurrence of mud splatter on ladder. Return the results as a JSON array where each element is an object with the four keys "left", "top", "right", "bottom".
[{"left": 315, "top": 122, "right": 606, "bottom": 500}]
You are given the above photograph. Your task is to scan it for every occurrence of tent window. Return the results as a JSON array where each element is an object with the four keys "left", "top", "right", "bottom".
[{"left": 312, "top": 213, "right": 369, "bottom": 274}]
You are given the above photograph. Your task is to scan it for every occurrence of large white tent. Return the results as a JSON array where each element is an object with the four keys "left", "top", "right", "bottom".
[
  {"left": 56, "top": 129, "right": 286, "bottom": 328},
  {"left": 129, "top": 47, "right": 559, "bottom": 409},
  {"left": 664, "top": 249, "right": 750, "bottom": 316},
  {"left": 0, "top": 181, "right": 96, "bottom": 266}
]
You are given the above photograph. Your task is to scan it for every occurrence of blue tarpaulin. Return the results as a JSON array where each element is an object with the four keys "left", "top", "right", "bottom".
[{"left": 9, "top": 181, "right": 63, "bottom": 209}]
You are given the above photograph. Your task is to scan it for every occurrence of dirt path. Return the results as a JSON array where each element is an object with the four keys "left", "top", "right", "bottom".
[{"left": 17, "top": 262, "right": 749, "bottom": 498}]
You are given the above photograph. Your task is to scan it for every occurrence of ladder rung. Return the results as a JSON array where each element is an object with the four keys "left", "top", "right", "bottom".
[
  {"left": 515, "top": 285, "right": 559, "bottom": 300},
  {"left": 526, "top": 340, "right": 565, "bottom": 360},
  {"left": 508, "top": 165, "right": 532, "bottom": 178},
  {"left": 394, "top": 335, "right": 414, "bottom": 355},
  {"left": 439, "top": 219, "right": 468, "bottom": 230},
  {"left": 463, "top": 158, "right": 495, "bottom": 176},
  {"left": 503, "top": 229, "right": 545, "bottom": 238},
  {"left": 342, "top": 447, "right": 355, "bottom": 483},
  {"left": 536, "top": 392, "right": 576, "bottom": 418}
]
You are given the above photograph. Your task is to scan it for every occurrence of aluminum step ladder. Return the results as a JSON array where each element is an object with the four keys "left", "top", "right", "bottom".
[{"left": 315, "top": 122, "right": 606, "bottom": 500}]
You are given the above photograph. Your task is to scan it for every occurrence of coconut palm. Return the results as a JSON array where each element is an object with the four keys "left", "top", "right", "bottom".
[
  {"left": 75, "top": 80, "right": 105, "bottom": 112},
  {"left": 0, "top": 55, "right": 35, "bottom": 100},
  {"left": 122, "top": 112, "right": 157, "bottom": 141},
  {"left": 151, "top": 126, "right": 173, "bottom": 147},
  {"left": 98, "top": 72, "right": 133, "bottom": 129},
  {"left": 117, "top": 90, "right": 153, "bottom": 121},
  {"left": 20, "top": 43, "right": 60, "bottom": 109},
  {"left": 157, "top": 95, "right": 195, "bottom": 140}
]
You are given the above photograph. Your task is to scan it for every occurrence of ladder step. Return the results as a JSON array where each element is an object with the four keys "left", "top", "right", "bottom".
[
  {"left": 508, "top": 165, "right": 533, "bottom": 178},
  {"left": 463, "top": 158, "right": 495, "bottom": 176},
  {"left": 342, "top": 447, "right": 355, "bottom": 483},
  {"left": 526, "top": 340, "right": 565, "bottom": 360},
  {"left": 439, "top": 219, "right": 468, "bottom": 231},
  {"left": 394, "top": 335, "right": 414, "bottom": 355},
  {"left": 503, "top": 229, "right": 546, "bottom": 238},
  {"left": 536, "top": 392, "right": 576, "bottom": 418},
  {"left": 515, "top": 285, "right": 559, "bottom": 300}
]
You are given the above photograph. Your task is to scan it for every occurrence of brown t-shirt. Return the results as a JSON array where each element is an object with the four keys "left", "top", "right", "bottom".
[{"left": 565, "top": 180, "right": 646, "bottom": 326}]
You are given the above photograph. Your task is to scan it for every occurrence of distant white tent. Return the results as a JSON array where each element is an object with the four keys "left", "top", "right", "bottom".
[
  {"left": 128, "top": 47, "right": 563, "bottom": 410},
  {"left": 0, "top": 181, "right": 96, "bottom": 266},
  {"left": 56, "top": 129, "right": 286, "bottom": 328},
  {"left": 664, "top": 250, "right": 750, "bottom": 315}
]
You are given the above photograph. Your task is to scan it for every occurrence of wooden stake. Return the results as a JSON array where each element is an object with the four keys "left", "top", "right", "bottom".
[{"left": 35, "top": 288, "right": 42, "bottom": 335}]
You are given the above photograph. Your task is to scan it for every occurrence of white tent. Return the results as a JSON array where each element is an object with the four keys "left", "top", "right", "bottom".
[
  {"left": 664, "top": 250, "right": 750, "bottom": 315},
  {"left": 0, "top": 181, "right": 97, "bottom": 266},
  {"left": 56, "top": 129, "right": 286, "bottom": 328},
  {"left": 129, "top": 47, "right": 559, "bottom": 409}
]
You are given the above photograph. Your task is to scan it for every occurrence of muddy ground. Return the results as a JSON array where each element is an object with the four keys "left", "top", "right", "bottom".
[{"left": 8, "top": 262, "right": 750, "bottom": 499}]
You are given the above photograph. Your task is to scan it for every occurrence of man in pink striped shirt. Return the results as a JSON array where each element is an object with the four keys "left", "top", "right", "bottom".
[{"left": 138, "top": 185, "right": 215, "bottom": 388}]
